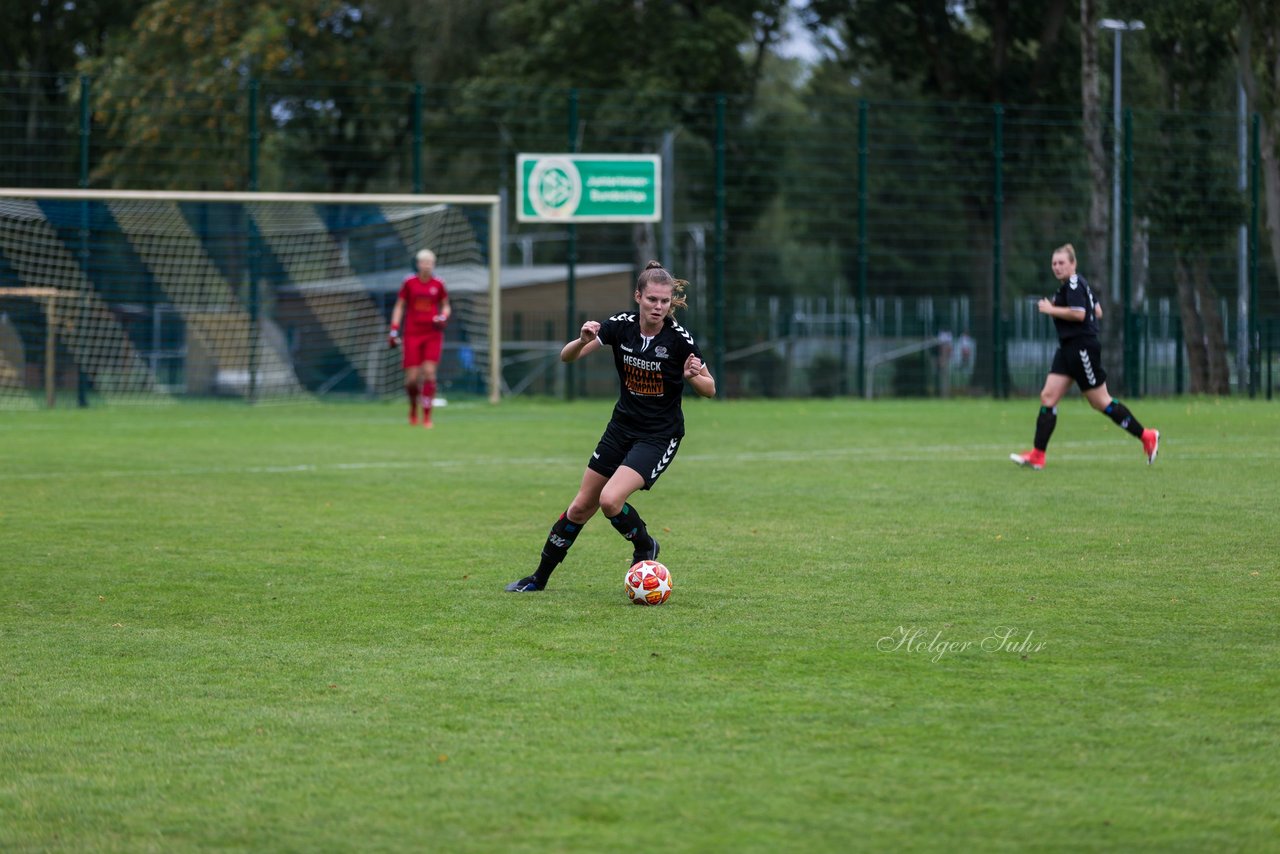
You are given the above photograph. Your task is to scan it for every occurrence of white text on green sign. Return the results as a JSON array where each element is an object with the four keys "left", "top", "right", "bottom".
[{"left": 517, "top": 154, "right": 661, "bottom": 223}]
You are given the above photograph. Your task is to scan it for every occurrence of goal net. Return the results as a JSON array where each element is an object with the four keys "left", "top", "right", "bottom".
[{"left": 0, "top": 189, "right": 501, "bottom": 407}]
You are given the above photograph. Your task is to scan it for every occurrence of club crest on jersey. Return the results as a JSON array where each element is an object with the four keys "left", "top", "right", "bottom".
[{"left": 654, "top": 346, "right": 668, "bottom": 359}]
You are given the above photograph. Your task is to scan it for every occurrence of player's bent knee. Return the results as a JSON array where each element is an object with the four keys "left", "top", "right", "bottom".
[
  {"left": 599, "top": 486, "right": 639, "bottom": 517},
  {"left": 567, "top": 500, "right": 598, "bottom": 523}
]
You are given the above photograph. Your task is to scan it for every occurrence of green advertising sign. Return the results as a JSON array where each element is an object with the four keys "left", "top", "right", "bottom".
[{"left": 517, "top": 154, "right": 661, "bottom": 223}]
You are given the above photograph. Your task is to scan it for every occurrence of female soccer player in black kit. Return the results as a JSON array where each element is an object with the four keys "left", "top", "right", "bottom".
[
  {"left": 506, "top": 261, "right": 716, "bottom": 592},
  {"left": 1012, "top": 243, "right": 1159, "bottom": 470}
]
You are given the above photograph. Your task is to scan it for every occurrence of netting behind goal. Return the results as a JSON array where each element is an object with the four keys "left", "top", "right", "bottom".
[{"left": 0, "top": 189, "right": 500, "bottom": 407}]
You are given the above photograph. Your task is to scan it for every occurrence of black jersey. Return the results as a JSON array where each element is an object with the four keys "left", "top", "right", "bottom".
[
  {"left": 597, "top": 311, "right": 704, "bottom": 437},
  {"left": 1050, "top": 274, "right": 1100, "bottom": 343}
]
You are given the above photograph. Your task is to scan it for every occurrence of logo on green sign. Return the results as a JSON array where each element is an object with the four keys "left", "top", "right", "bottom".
[
  {"left": 528, "top": 158, "right": 583, "bottom": 220},
  {"left": 518, "top": 155, "right": 661, "bottom": 222}
]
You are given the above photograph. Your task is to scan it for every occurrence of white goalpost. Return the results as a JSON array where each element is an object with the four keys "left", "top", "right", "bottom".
[{"left": 0, "top": 188, "right": 503, "bottom": 406}]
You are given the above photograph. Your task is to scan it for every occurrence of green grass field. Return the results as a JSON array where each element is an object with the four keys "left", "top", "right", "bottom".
[{"left": 2, "top": 396, "right": 1277, "bottom": 851}]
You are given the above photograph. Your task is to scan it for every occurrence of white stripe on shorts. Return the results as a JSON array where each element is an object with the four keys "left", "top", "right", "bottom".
[{"left": 1079, "top": 349, "right": 1097, "bottom": 386}]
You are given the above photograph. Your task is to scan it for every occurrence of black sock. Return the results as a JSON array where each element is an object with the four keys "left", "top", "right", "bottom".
[
  {"left": 606, "top": 503, "right": 652, "bottom": 553},
  {"left": 533, "top": 511, "right": 587, "bottom": 584},
  {"left": 1104, "top": 400, "right": 1145, "bottom": 438},
  {"left": 1034, "top": 405, "right": 1057, "bottom": 452}
]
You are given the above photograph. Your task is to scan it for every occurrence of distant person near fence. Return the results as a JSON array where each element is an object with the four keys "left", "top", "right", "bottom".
[
  {"left": 389, "top": 249, "right": 450, "bottom": 428},
  {"left": 1011, "top": 243, "right": 1159, "bottom": 470}
]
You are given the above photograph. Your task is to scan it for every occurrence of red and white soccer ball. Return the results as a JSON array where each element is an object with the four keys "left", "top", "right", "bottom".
[{"left": 626, "top": 560, "right": 673, "bottom": 606}]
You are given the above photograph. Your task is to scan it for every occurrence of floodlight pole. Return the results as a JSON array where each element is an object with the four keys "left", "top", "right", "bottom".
[
  {"left": 1100, "top": 18, "right": 1144, "bottom": 394},
  {"left": 1099, "top": 19, "right": 1143, "bottom": 307},
  {"left": 565, "top": 89, "right": 579, "bottom": 401},
  {"left": 1237, "top": 78, "right": 1249, "bottom": 393}
]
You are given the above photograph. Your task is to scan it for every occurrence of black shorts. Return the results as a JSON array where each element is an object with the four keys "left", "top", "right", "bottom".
[
  {"left": 1050, "top": 340, "right": 1107, "bottom": 391},
  {"left": 587, "top": 420, "right": 682, "bottom": 490}
]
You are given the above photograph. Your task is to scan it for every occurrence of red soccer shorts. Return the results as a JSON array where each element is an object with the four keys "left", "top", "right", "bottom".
[{"left": 402, "top": 333, "right": 443, "bottom": 368}]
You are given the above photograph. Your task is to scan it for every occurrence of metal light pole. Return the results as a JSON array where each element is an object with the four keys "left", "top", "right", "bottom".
[
  {"left": 1099, "top": 19, "right": 1144, "bottom": 305},
  {"left": 1237, "top": 77, "right": 1249, "bottom": 393}
]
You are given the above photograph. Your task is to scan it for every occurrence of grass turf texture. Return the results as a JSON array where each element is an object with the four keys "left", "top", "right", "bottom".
[{"left": 2, "top": 397, "right": 1277, "bottom": 851}]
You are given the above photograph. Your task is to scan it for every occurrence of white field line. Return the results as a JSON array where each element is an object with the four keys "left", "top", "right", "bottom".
[{"left": 3, "top": 438, "right": 1275, "bottom": 482}]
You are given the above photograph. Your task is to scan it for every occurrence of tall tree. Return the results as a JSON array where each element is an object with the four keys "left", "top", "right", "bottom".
[
  {"left": 2, "top": 0, "right": 146, "bottom": 77},
  {"left": 80, "top": 0, "right": 416, "bottom": 190},
  {"left": 800, "top": 0, "right": 1076, "bottom": 391},
  {"left": 448, "top": 0, "right": 794, "bottom": 280},
  {"left": 1079, "top": 0, "right": 1129, "bottom": 391},
  {"left": 473, "top": 0, "right": 786, "bottom": 98},
  {"left": 803, "top": 0, "right": 1071, "bottom": 105},
  {"left": 1080, "top": 0, "right": 1110, "bottom": 304},
  {"left": 1136, "top": 0, "right": 1240, "bottom": 394},
  {"left": 1, "top": 0, "right": 148, "bottom": 185},
  {"left": 1237, "top": 0, "right": 1280, "bottom": 307},
  {"left": 381, "top": 0, "right": 505, "bottom": 86}
]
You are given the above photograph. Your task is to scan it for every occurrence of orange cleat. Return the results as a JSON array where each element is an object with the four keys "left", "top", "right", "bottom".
[
  {"left": 1010, "top": 449, "right": 1045, "bottom": 471},
  {"left": 1141, "top": 429, "right": 1159, "bottom": 464}
]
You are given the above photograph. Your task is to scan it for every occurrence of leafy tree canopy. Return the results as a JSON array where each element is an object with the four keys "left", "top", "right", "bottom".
[
  {"left": 800, "top": 0, "right": 1075, "bottom": 105},
  {"left": 475, "top": 0, "right": 788, "bottom": 97},
  {"left": 78, "top": 0, "right": 417, "bottom": 189}
]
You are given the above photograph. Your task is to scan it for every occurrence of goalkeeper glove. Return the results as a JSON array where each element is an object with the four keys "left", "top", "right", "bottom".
[
  {"left": 433, "top": 314, "right": 449, "bottom": 331},
  {"left": 388, "top": 325, "right": 401, "bottom": 348}
]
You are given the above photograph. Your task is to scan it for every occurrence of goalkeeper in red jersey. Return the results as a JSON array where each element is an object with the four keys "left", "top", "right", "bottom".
[{"left": 389, "top": 249, "right": 451, "bottom": 427}]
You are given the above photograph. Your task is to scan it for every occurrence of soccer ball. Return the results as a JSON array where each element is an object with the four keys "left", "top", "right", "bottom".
[{"left": 626, "top": 560, "right": 672, "bottom": 606}]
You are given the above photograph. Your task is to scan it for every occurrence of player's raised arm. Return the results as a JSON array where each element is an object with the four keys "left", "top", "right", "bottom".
[
  {"left": 684, "top": 354, "right": 716, "bottom": 398},
  {"left": 561, "top": 320, "right": 601, "bottom": 362}
]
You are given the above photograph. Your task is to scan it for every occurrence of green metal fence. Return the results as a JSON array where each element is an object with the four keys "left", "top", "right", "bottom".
[{"left": 2, "top": 70, "right": 1276, "bottom": 401}]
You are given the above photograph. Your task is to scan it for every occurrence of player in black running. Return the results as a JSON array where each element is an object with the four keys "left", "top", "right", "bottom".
[
  {"left": 1011, "top": 243, "right": 1159, "bottom": 470},
  {"left": 506, "top": 261, "right": 716, "bottom": 592}
]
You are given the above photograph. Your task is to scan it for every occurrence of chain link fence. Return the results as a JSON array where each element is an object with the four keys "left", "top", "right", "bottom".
[{"left": 2, "top": 71, "right": 1277, "bottom": 401}]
